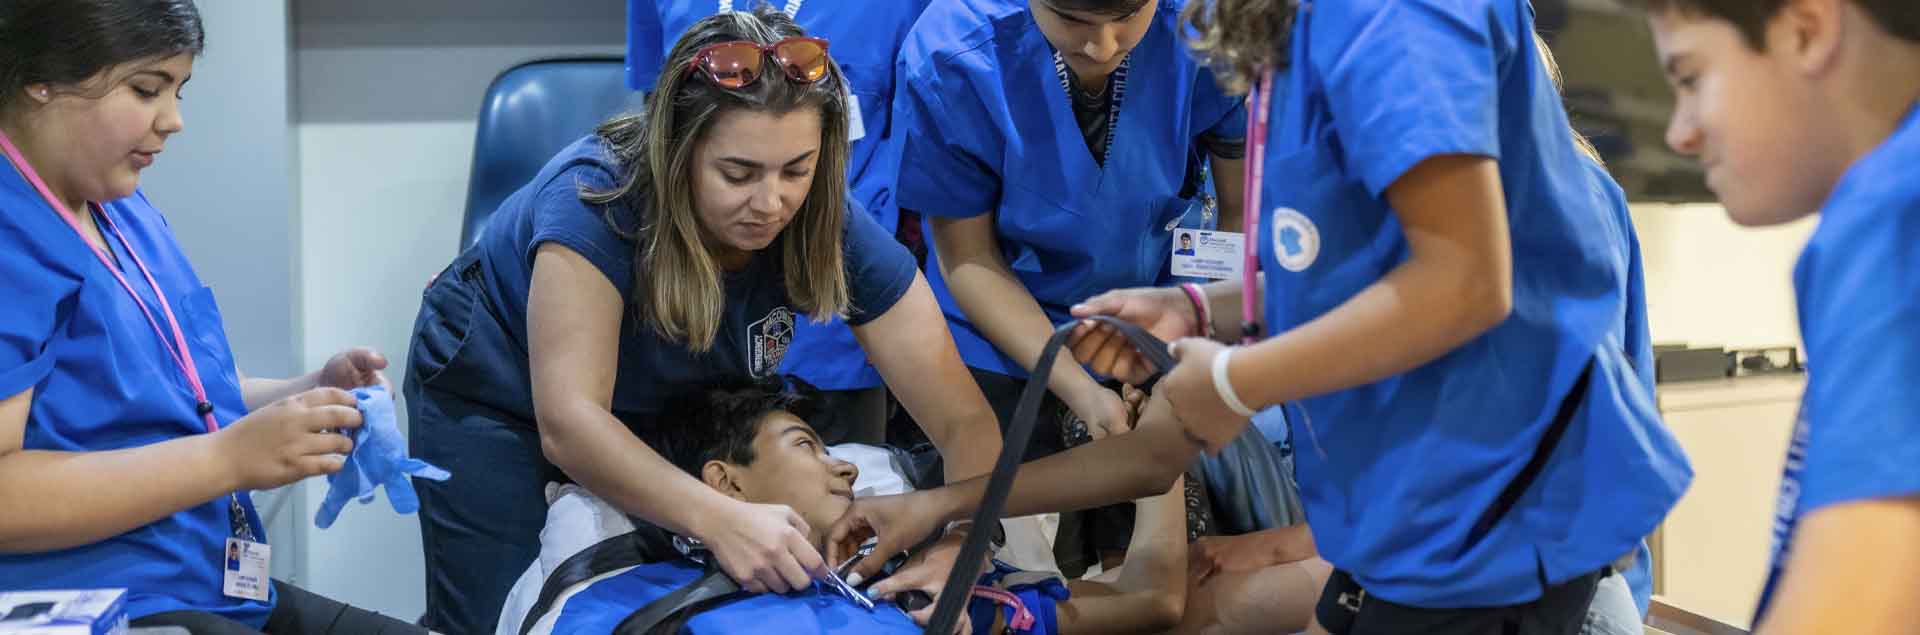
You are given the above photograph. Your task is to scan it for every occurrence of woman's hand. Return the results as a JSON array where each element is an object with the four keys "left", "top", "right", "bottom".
[
  {"left": 827, "top": 490, "right": 949, "bottom": 584},
  {"left": 214, "top": 388, "right": 363, "bottom": 491},
  {"left": 861, "top": 532, "right": 978, "bottom": 633},
  {"left": 1068, "top": 287, "right": 1199, "bottom": 385},
  {"left": 694, "top": 498, "right": 829, "bottom": 594},
  {"left": 317, "top": 347, "right": 389, "bottom": 391},
  {"left": 1161, "top": 338, "right": 1252, "bottom": 453}
]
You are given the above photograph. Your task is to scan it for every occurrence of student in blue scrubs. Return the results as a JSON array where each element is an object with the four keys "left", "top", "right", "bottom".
[
  {"left": 1637, "top": 1, "right": 1920, "bottom": 632},
  {"left": 0, "top": 2, "right": 425, "bottom": 633},
  {"left": 834, "top": 1, "right": 1695, "bottom": 633},
  {"left": 626, "top": 0, "right": 933, "bottom": 444},
  {"left": 893, "top": 0, "right": 1245, "bottom": 575},
  {"left": 404, "top": 9, "right": 1001, "bottom": 634},
  {"left": 899, "top": 0, "right": 1245, "bottom": 448}
]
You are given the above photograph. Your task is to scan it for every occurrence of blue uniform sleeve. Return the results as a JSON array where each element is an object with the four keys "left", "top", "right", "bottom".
[
  {"left": 1796, "top": 208, "right": 1920, "bottom": 515},
  {"left": 1308, "top": 0, "right": 1510, "bottom": 197},
  {"left": 0, "top": 205, "right": 77, "bottom": 398},
  {"left": 527, "top": 164, "right": 639, "bottom": 294},
  {"left": 626, "top": 0, "right": 666, "bottom": 91},
  {"left": 891, "top": 59, "right": 1005, "bottom": 219},
  {"left": 842, "top": 198, "right": 917, "bottom": 326},
  {"left": 1196, "top": 69, "right": 1248, "bottom": 148}
]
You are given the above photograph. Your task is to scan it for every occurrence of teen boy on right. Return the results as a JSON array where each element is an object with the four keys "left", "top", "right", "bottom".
[{"left": 1638, "top": 0, "right": 1920, "bottom": 632}]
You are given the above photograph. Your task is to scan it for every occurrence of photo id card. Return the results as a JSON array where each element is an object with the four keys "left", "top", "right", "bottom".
[
  {"left": 222, "top": 537, "right": 271, "bottom": 601},
  {"left": 1170, "top": 230, "right": 1245, "bottom": 280}
]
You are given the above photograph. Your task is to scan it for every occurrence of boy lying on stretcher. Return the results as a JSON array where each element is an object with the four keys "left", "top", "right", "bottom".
[{"left": 496, "top": 378, "right": 1187, "bottom": 635}]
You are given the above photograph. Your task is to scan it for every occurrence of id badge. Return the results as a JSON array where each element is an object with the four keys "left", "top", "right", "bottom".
[
  {"left": 222, "top": 537, "right": 271, "bottom": 601},
  {"left": 1170, "top": 230, "right": 1245, "bottom": 280},
  {"left": 845, "top": 90, "right": 867, "bottom": 141}
]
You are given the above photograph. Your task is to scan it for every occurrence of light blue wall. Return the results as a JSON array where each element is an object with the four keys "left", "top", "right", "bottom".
[
  {"left": 141, "top": 0, "right": 298, "bottom": 381},
  {"left": 289, "top": 0, "right": 622, "bottom": 622},
  {"left": 134, "top": 0, "right": 305, "bottom": 582}
]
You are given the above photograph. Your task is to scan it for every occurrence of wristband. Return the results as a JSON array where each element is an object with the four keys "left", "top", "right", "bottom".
[
  {"left": 1211, "top": 347, "right": 1256, "bottom": 417},
  {"left": 1179, "top": 283, "right": 1214, "bottom": 339}
]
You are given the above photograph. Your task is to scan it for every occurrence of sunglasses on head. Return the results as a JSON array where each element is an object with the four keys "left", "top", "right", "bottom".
[{"left": 685, "top": 36, "right": 833, "bottom": 89}]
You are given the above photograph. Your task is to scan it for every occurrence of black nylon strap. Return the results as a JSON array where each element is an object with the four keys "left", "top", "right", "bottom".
[
  {"left": 926, "top": 316, "right": 1175, "bottom": 633},
  {"left": 612, "top": 568, "right": 747, "bottom": 635},
  {"left": 519, "top": 526, "right": 680, "bottom": 635}
]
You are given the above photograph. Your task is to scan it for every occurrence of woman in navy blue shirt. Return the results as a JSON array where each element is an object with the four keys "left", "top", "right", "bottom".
[
  {"left": 627, "top": 0, "right": 934, "bottom": 444},
  {"left": 404, "top": 9, "right": 1002, "bottom": 633},
  {"left": 0, "top": 2, "right": 426, "bottom": 633}
]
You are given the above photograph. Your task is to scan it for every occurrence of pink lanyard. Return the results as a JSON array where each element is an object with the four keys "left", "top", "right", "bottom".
[
  {"left": 0, "top": 130, "right": 220, "bottom": 434},
  {"left": 1238, "top": 69, "right": 1276, "bottom": 345}
]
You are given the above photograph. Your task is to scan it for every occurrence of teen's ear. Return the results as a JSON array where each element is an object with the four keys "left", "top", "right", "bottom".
[
  {"left": 1776, "top": 0, "right": 1847, "bottom": 76},
  {"left": 702, "top": 461, "right": 750, "bottom": 501}
]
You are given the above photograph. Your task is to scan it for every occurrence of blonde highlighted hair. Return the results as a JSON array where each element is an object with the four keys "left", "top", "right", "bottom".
[{"left": 584, "top": 6, "right": 851, "bottom": 352}]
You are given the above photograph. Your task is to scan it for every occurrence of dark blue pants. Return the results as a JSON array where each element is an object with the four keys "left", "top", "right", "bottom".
[
  {"left": 405, "top": 265, "right": 556, "bottom": 635},
  {"left": 406, "top": 374, "right": 553, "bottom": 635}
]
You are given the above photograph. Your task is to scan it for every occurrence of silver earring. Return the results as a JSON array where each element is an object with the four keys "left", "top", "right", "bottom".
[{"left": 34, "top": 88, "right": 49, "bottom": 100}]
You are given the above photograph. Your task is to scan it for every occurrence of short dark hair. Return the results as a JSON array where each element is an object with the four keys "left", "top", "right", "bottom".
[
  {"left": 1042, "top": 0, "right": 1153, "bottom": 18},
  {"left": 1624, "top": 0, "right": 1918, "bottom": 50},
  {"left": 653, "top": 378, "right": 821, "bottom": 477},
  {"left": 0, "top": 0, "right": 206, "bottom": 112}
]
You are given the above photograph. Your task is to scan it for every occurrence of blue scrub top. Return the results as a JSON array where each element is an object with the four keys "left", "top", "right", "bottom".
[
  {"left": 1253, "top": 0, "right": 1691, "bottom": 607},
  {"left": 411, "top": 136, "right": 918, "bottom": 433},
  {"left": 1755, "top": 102, "right": 1920, "bottom": 621},
  {"left": 893, "top": 0, "right": 1247, "bottom": 378},
  {"left": 0, "top": 167, "right": 272, "bottom": 624},
  {"left": 627, "top": 0, "right": 931, "bottom": 389}
]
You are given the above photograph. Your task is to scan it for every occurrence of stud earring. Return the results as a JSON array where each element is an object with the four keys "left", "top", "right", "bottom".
[{"left": 34, "top": 88, "right": 49, "bottom": 100}]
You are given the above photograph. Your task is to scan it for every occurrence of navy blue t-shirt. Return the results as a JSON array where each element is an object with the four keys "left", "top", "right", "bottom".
[{"left": 417, "top": 136, "right": 916, "bottom": 432}]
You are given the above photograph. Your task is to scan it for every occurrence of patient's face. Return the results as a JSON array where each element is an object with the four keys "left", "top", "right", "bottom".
[{"left": 716, "top": 412, "right": 858, "bottom": 547}]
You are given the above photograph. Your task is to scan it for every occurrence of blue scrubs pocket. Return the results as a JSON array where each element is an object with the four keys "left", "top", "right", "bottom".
[
  {"left": 996, "top": 182, "right": 1080, "bottom": 259},
  {"left": 994, "top": 182, "right": 1087, "bottom": 305},
  {"left": 1257, "top": 126, "right": 1399, "bottom": 334},
  {"left": 177, "top": 285, "right": 242, "bottom": 396},
  {"left": 837, "top": 61, "right": 889, "bottom": 142}
]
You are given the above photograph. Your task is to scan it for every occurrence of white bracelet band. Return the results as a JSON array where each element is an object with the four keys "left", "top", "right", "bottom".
[{"left": 1211, "top": 347, "right": 1256, "bottom": 417}]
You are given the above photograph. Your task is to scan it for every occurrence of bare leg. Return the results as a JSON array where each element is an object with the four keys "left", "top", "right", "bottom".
[{"left": 1177, "top": 556, "right": 1332, "bottom": 635}]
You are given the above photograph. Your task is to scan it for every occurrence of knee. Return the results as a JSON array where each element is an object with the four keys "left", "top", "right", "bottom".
[{"left": 1142, "top": 586, "right": 1189, "bottom": 632}]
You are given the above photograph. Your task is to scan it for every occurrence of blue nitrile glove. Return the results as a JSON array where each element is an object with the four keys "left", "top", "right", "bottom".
[{"left": 314, "top": 385, "right": 451, "bottom": 528}]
